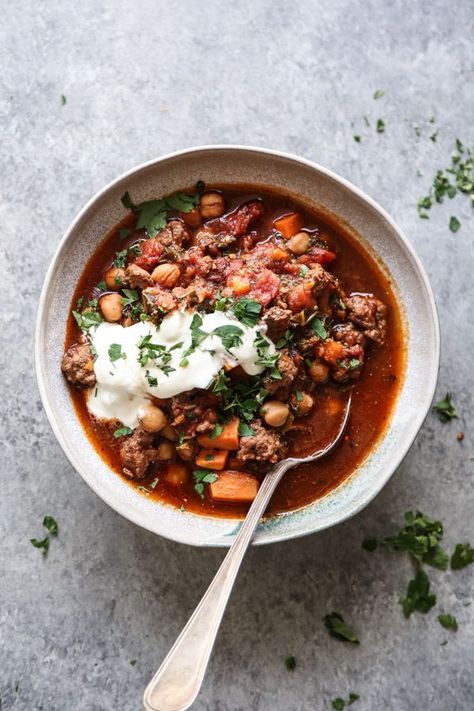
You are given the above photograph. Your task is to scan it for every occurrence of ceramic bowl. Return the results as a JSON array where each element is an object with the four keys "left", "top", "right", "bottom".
[{"left": 35, "top": 146, "right": 439, "bottom": 546}]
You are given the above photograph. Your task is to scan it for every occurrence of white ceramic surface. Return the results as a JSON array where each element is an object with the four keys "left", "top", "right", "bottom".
[{"left": 35, "top": 145, "right": 440, "bottom": 547}]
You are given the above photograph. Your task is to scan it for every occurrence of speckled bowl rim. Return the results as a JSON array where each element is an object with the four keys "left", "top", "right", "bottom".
[{"left": 35, "top": 145, "right": 440, "bottom": 547}]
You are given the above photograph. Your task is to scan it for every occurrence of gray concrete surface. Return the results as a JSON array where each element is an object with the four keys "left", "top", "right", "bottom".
[{"left": 1, "top": 0, "right": 473, "bottom": 709}]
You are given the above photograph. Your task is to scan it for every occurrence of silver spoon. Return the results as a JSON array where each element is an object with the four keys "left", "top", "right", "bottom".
[{"left": 143, "top": 395, "right": 351, "bottom": 711}]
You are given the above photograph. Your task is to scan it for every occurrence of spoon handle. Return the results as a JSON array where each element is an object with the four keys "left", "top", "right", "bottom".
[{"left": 143, "top": 460, "right": 290, "bottom": 711}]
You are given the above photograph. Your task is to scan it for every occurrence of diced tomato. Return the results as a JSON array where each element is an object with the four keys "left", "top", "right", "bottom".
[
  {"left": 133, "top": 239, "right": 164, "bottom": 271},
  {"left": 252, "top": 269, "right": 280, "bottom": 307},
  {"left": 287, "top": 282, "right": 316, "bottom": 312},
  {"left": 222, "top": 201, "right": 264, "bottom": 236},
  {"left": 299, "top": 248, "right": 336, "bottom": 267}
]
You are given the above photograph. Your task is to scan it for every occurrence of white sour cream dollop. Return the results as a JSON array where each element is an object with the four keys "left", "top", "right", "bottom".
[{"left": 87, "top": 309, "right": 275, "bottom": 429}]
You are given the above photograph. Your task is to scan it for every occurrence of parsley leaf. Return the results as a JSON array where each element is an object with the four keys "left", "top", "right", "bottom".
[
  {"left": 348, "top": 693, "right": 360, "bottom": 704},
  {"left": 145, "top": 370, "right": 158, "bottom": 387},
  {"left": 353, "top": 135, "right": 361, "bottom": 143},
  {"left": 31, "top": 537, "right": 50, "bottom": 555},
  {"left": 381, "top": 510, "right": 448, "bottom": 569},
  {"left": 285, "top": 656, "right": 296, "bottom": 671},
  {"left": 433, "top": 393, "right": 457, "bottom": 422},
  {"left": 373, "top": 89, "right": 385, "bottom": 99},
  {"left": 376, "top": 118, "right": 385, "bottom": 133},
  {"left": 232, "top": 297, "right": 262, "bottom": 327},
  {"left": 332, "top": 699, "right": 345, "bottom": 711},
  {"left": 193, "top": 469, "right": 218, "bottom": 498},
  {"left": 61, "top": 94, "right": 67, "bottom": 105},
  {"left": 120, "top": 187, "right": 201, "bottom": 238},
  {"left": 449, "top": 216, "right": 461, "bottom": 233},
  {"left": 43, "top": 516, "right": 58, "bottom": 536},
  {"left": 451, "top": 543, "right": 474, "bottom": 570},
  {"left": 114, "top": 249, "right": 128, "bottom": 268},
  {"left": 212, "top": 325, "right": 244, "bottom": 349},
  {"left": 311, "top": 317, "right": 328, "bottom": 340},
  {"left": 108, "top": 343, "right": 126, "bottom": 362},
  {"left": 72, "top": 309, "right": 103, "bottom": 332},
  {"left": 438, "top": 613, "right": 458, "bottom": 631},
  {"left": 399, "top": 569, "right": 436, "bottom": 617},
  {"left": 210, "top": 423, "right": 224, "bottom": 439},
  {"left": 121, "top": 289, "right": 139, "bottom": 307},
  {"left": 114, "top": 426, "right": 133, "bottom": 438},
  {"left": 324, "top": 612, "right": 359, "bottom": 643},
  {"left": 238, "top": 423, "right": 256, "bottom": 437}
]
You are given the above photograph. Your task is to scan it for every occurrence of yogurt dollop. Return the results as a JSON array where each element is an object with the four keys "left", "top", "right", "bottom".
[{"left": 87, "top": 309, "right": 275, "bottom": 429}]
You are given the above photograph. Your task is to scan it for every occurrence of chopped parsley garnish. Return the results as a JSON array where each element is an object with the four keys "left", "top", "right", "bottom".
[
  {"left": 238, "top": 423, "right": 256, "bottom": 437},
  {"left": 284, "top": 656, "right": 296, "bottom": 671},
  {"left": 137, "top": 335, "right": 174, "bottom": 374},
  {"left": 96, "top": 280, "right": 107, "bottom": 292},
  {"left": 31, "top": 537, "right": 50, "bottom": 555},
  {"left": 231, "top": 297, "right": 262, "bottom": 327},
  {"left": 433, "top": 392, "right": 457, "bottom": 422},
  {"left": 210, "top": 423, "right": 224, "bottom": 439},
  {"left": 72, "top": 309, "right": 103, "bottom": 332},
  {"left": 399, "top": 569, "right": 436, "bottom": 618},
  {"left": 296, "top": 390, "right": 303, "bottom": 402},
  {"left": 324, "top": 612, "right": 359, "bottom": 643},
  {"left": 43, "top": 516, "right": 58, "bottom": 536},
  {"left": 451, "top": 543, "right": 474, "bottom": 570},
  {"left": 120, "top": 187, "right": 202, "bottom": 238},
  {"left": 373, "top": 89, "right": 385, "bottom": 99},
  {"left": 299, "top": 264, "right": 309, "bottom": 277},
  {"left": 375, "top": 510, "right": 448, "bottom": 569},
  {"left": 376, "top": 118, "right": 385, "bottom": 133},
  {"left": 114, "top": 249, "right": 128, "bottom": 268},
  {"left": 108, "top": 343, "right": 126, "bottom": 362},
  {"left": 214, "top": 293, "right": 229, "bottom": 311},
  {"left": 212, "top": 370, "right": 268, "bottom": 423},
  {"left": 121, "top": 289, "right": 139, "bottom": 307},
  {"left": 449, "top": 216, "right": 461, "bottom": 233},
  {"left": 311, "top": 316, "right": 328, "bottom": 340},
  {"left": 114, "top": 426, "right": 133, "bottom": 438},
  {"left": 275, "top": 330, "right": 294, "bottom": 349},
  {"left": 61, "top": 94, "right": 67, "bottom": 105},
  {"left": 145, "top": 370, "right": 158, "bottom": 387},
  {"left": 193, "top": 469, "right": 218, "bottom": 498},
  {"left": 353, "top": 135, "right": 361, "bottom": 143},
  {"left": 348, "top": 694, "right": 360, "bottom": 705},
  {"left": 331, "top": 694, "right": 359, "bottom": 710},
  {"left": 212, "top": 324, "right": 244, "bottom": 349},
  {"left": 437, "top": 613, "right": 458, "bottom": 631}
]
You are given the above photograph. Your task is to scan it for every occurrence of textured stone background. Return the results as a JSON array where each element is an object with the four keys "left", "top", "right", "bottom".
[{"left": 1, "top": 1, "right": 473, "bottom": 709}]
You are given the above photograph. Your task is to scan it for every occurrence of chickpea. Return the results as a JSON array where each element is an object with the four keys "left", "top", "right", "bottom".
[
  {"left": 287, "top": 231, "right": 310, "bottom": 255},
  {"left": 156, "top": 441, "right": 174, "bottom": 460},
  {"left": 295, "top": 391, "right": 314, "bottom": 416},
  {"left": 308, "top": 361, "right": 329, "bottom": 384},
  {"left": 138, "top": 403, "right": 167, "bottom": 433},
  {"left": 103, "top": 267, "right": 126, "bottom": 291},
  {"left": 176, "top": 440, "right": 197, "bottom": 461},
  {"left": 161, "top": 424, "right": 178, "bottom": 442},
  {"left": 99, "top": 293, "right": 123, "bottom": 322},
  {"left": 151, "top": 263, "right": 180, "bottom": 287},
  {"left": 200, "top": 191, "right": 226, "bottom": 219},
  {"left": 261, "top": 400, "right": 290, "bottom": 428}
]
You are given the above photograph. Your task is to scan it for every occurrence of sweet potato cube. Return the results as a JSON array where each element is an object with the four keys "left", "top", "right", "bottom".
[{"left": 209, "top": 470, "right": 259, "bottom": 503}]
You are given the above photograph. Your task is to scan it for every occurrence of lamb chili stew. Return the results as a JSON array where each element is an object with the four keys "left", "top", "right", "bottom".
[{"left": 63, "top": 183, "right": 405, "bottom": 518}]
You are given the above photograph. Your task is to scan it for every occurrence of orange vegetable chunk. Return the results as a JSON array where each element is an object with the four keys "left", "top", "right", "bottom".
[
  {"left": 195, "top": 449, "right": 229, "bottom": 471},
  {"left": 274, "top": 213, "right": 303, "bottom": 239},
  {"left": 209, "top": 470, "right": 259, "bottom": 503},
  {"left": 197, "top": 419, "right": 240, "bottom": 451}
]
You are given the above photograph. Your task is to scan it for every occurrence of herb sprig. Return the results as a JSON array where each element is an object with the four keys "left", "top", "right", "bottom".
[{"left": 121, "top": 182, "right": 204, "bottom": 238}]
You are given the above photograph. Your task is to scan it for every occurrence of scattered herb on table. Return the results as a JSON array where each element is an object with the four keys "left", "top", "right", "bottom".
[
  {"left": 30, "top": 537, "right": 50, "bottom": 555},
  {"left": 451, "top": 543, "right": 474, "bottom": 570},
  {"left": 400, "top": 569, "right": 436, "bottom": 618},
  {"left": 324, "top": 612, "right": 359, "bottom": 644},
  {"left": 285, "top": 656, "right": 296, "bottom": 671},
  {"left": 61, "top": 94, "right": 67, "bottom": 105},
  {"left": 331, "top": 693, "right": 360, "bottom": 709},
  {"left": 417, "top": 139, "right": 473, "bottom": 219},
  {"left": 43, "top": 516, "right": 58, "bottom": 536},
  {"left": 373, "top": 89, "right": 385, "bottom": 99},
  {"left": 353, "top": 135, "right": 361, "bottom": 143},
  {"left": 433, "top": 393, "right": 458, "bottom": 422},
  {"left": 437, "top": 613, "right": 458, "bottom": 631},
  {"left": 376, "top": 118, "right": 385, "bottom": 133},
  {"left": 449, "top": 216, "right": 461, "bottom": 233}
]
